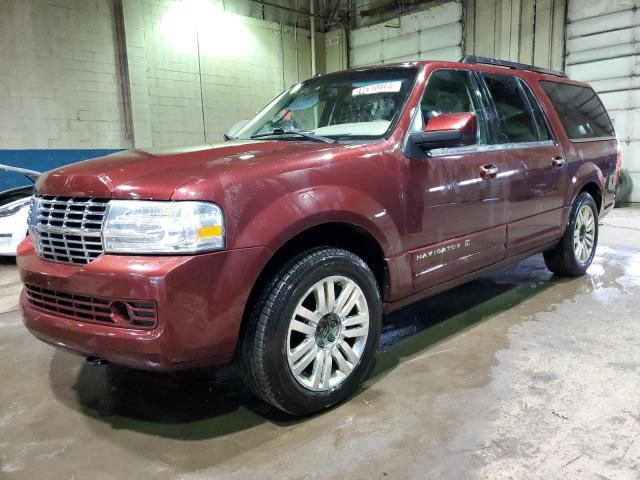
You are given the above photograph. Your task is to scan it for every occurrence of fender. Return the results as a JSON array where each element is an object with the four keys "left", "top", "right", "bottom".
[
  {"left": 561, "top": 161, "right": 605, "bottom": 228},
  {"left": 566, "top": 162, "right": 605, "bottom": 208},
  {"left": 231, "top": 185, "right": 403, "bottom": 257}
]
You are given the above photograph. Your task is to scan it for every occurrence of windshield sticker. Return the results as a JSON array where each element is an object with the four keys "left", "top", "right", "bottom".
[{"left": 352, "top": 80, "right": 402, "bottom": 96}]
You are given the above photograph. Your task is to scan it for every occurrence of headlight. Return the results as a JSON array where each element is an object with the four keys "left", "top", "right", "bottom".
[
  {"left": 0, "top": 196, "right": 31, "bottom": 218},
  {"left": 103, "top": 200, "right": 224, "bottom": 254}
]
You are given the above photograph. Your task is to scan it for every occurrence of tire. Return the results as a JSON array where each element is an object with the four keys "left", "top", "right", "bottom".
[
  {"left": 241, "top": 247, "right": 381, "bottom": 416},
  {"left": 544, "top": 191, "right": 598, "bottom": 277},
  {"left": 615, "top": 169, "right": 633, "bottom": 207}
]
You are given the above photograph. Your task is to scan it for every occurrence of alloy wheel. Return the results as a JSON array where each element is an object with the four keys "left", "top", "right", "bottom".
[
  {"left": 286, "top": 275, "right": 370, "bottom": 392},
  {"left": 574, "top": 204, "right": 596, "bottom": 263}
]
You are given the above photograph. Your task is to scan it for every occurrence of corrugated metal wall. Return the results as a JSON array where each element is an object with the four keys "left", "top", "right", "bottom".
[
  {"left": 347, "top": 0, "right": 637, "bottom": 200},
  {"left": 349, "top": 1, "right": 463, "bottom": 67},
  {"left": 566, "top": 0, "right": 640, "bottom": 201},
  {"left": 464, "top": 0, "right": 565, "bottom": 71},
  {"left": 344, "top": 0, "right": 565, "bottom": 70}
]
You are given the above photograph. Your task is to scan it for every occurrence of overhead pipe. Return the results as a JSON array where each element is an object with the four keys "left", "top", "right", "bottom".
[
  {"left": 310, "top": 0, "right": 316, "bottom": 76},
  {"left": 342, "top": 20, "right": 350, "bottom": 69},
  {"left": 360, "top": 0, "right": 400, "bottom": 17},
  {"left": 112, "top": 0, "right": 134, "bottom": 143},
  {"left": 360, "top": 0, "right": 427, "bottom": 17}
]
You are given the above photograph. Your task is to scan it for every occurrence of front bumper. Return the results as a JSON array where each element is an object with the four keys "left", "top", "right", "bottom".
[{"left": 17, "top": 238, "right": 270, "bottom": 371}]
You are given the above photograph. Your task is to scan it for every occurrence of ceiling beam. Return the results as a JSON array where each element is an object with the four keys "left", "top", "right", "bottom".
[{"left": 246, "top": 0, "right": 332, "bottom": 20}]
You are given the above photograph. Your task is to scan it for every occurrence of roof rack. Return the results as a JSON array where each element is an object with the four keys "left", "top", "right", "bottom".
[{"left": 459, "top": 55, "right": 568, "bottom": 78}]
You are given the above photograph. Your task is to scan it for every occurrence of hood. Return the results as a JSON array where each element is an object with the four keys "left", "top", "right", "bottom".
[{"left": 36, "top": 141, "right": 347, "bottom": 199}]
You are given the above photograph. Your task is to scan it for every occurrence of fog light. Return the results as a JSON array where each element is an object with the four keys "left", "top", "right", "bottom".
[{"left": 109, "top": 301, "right": 131, "bottom": 325}]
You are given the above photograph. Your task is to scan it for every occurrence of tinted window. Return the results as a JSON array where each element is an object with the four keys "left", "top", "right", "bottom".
[
  {"left": 483, "top": 74, "right": 541, "bottom": 143},
  {"left": 540, "top": 81, "right": 615, "bottom": 140},
  {"left": 418, "top": 70, "right": 489, "bottom": 144}
]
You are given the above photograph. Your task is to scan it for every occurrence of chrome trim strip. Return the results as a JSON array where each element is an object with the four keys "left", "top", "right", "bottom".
[
  {"left": 429, "top": 140, "right": 556, "bottom": 157},
  {"left": 569, "top": 137, "right": 617, "bottom": 143},
  {"left": 34, "top": 225, "right": 103, "bottom": 237}
]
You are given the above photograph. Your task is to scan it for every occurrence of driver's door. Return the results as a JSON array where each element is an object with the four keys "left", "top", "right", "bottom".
[{"left": 406, "top": 69, "right": 509, "bottom": 291}]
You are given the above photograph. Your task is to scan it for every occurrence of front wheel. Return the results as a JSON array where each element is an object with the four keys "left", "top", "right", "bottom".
[
  {"left": 241, "top": 247, "right": 381, "bottom": 416},
  {"left": 544, "top": 191, "right": 599, "bottom": 276}
]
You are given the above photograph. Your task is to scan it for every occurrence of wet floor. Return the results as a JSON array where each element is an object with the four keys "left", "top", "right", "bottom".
[{"left": 1, "top": 207, "right": 639, "bottom": 479}]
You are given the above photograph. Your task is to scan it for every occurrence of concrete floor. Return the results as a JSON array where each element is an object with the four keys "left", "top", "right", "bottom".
[{"left": 1, "top": 207, "right": 640, "bottom": 480}]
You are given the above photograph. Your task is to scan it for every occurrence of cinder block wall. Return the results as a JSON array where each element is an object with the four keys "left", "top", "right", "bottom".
[
  {"left": 0, "top": 0, "right": 319, "bottom": 188},
  {"left": 0, "top": 0, "right": 131, "bottom": 150},
  {"left": 122, "top": 0, "right": 317, "bottom": 147}
]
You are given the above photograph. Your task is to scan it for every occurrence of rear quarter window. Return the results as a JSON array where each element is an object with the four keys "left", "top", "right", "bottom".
[{"left": 540, "top": 81, "right": 615, "bottom": 141}]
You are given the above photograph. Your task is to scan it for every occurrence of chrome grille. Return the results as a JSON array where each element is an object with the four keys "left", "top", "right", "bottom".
[{"left": 29, "top": 195, "right": 109, "bottom": 265}]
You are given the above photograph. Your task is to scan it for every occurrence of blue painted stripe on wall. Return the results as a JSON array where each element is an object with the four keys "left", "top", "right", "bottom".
[{"left": 0, "top": 149, "right": 123, "bottom": 191}]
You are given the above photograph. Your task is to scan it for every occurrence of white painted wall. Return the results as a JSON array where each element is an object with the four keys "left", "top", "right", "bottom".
[
  {"left": 325, "top": 28, "right": 347, "bottom": 73},
  {"left": 565, "top": 0, "right": 640, "bottom": 201},
  {"left": 349, "top": 1, "right": 463, "bottom": 67},
  {"left": 123, "top": 0, "right": 317, "bottom": 146},
  {"left": 0, "top": 0, "right": 319, "bottom": 150},
  {"left": 0, "top": 0, "right": 131, "bottom": 149},
  {"left": 2, "top": 0, "right": 636, "bottom": 204}
]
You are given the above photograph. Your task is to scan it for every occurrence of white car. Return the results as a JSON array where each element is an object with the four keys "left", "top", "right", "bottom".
[
  {"left": 0, "top": 165, "right": 39, "bottom": 256},
  {"left": 0, "top": 195, "right": 31, "bottom": 255}
]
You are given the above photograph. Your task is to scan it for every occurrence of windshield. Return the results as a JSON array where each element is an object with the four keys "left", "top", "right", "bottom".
[{"left": 235, "top": 66, "right": 419, "bottom": 141}]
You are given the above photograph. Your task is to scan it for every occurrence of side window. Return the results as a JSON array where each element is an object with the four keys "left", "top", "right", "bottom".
[
  {"left": 540, "top": 81, "right": 615, "bottom": 140},
  {"left": 417, "top": 70, "right": 489, "bottom": 145},
  {"left": 482, "top": 74, "right": 540, "bottom": 144}
]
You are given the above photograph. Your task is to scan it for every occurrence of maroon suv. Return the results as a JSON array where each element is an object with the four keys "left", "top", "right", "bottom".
[{"left": 18, "top": 56, "right": 621, "bottom": 415}]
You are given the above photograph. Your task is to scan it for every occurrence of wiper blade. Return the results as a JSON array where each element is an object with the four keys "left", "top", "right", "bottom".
[{"left": 250, "top": 129, "right": 336, "bottom": 144}]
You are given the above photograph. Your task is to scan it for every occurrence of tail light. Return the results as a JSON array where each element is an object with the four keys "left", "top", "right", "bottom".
[
  {"left": 617, "top": 142, "right": 623, "bottom": 170},
  {"left": 616, "top": 141, "right": 623, "bottom": 186}
]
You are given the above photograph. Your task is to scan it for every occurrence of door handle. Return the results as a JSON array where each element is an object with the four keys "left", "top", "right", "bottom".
[
  {"left": 480, "top": 164, "right": 499, "bottom": 179},
  {"left": 551, "top": 156, "right": 566, "bottom": 168}
]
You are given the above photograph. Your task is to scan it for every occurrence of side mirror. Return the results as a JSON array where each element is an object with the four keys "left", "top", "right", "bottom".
[
  {"left": 224, "top": 120, "right": 249, "bottom": 141},
  {"left": 408, "top": 112, "right": 477, "bottom": 153}
]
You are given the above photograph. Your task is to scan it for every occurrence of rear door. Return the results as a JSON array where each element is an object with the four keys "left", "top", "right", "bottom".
[{"left": 480, "top": 73, "right": 567, "bottom": 257}]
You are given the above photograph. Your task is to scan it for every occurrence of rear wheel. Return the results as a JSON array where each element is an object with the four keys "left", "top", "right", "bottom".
[
  {"left": 544, "top": 191, "right": 598, "bottom": 276},
  {"left": 241, "top": 247, "right": 381, "bottom": 416}
]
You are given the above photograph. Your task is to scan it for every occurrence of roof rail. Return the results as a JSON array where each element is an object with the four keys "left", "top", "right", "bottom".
[{"left": 459, "top": 55, "right": 568, "bottom": 78}]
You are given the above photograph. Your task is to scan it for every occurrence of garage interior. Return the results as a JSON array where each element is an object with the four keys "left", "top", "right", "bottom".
[{"left": 1, "top": 0, "right": 639, "bottom": 478}]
